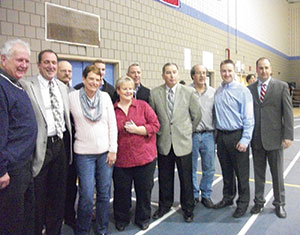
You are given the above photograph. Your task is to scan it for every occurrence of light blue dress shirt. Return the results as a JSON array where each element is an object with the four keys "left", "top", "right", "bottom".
[{"left": 214, "top": 80, "right": 254, "bottom": 146}]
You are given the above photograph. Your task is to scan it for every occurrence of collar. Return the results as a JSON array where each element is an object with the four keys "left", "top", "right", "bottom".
[
  {"left": 165, "top": 83, "right": 178, "bottom": 93},
  {"left": 37, "top": 73, "right": 56, "bottom": 88},
  {"left": 258, "top": 77, "right": 272, "bottom": 87},
  {"left": 114, "top": 97, "right": 138, "bottom": 109},
  {"left": 0, "top": 67, "right": 23, "bottom": 88}
]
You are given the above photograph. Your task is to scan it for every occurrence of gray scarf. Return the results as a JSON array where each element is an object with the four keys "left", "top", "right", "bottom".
[{"left": 79, "top": 87, "right": 102, "bottom": 121}]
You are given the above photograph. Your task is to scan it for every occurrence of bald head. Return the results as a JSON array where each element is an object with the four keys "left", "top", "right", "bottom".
[{"left": 57, "top": 60, "right": 72, "bottom": 85}]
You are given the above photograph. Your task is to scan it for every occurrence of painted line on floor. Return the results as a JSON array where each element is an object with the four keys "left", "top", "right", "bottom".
[{"left": 237, "top": 148, "right": 300, "bottom": 235}]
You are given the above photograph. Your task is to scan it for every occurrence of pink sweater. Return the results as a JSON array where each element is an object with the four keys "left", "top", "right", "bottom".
[{"left": 69, "top": 90, "right": 118, "bottom": 155}]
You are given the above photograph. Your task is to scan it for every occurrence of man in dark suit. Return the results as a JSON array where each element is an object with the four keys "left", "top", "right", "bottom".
[
  {"left": 127, "top": 63, "right": 150, "bottom": 103},
  {"left": 74, "top": 60, "right": 118, "bottom": 103},
  {"left": 248, "top": 57, "right": 293, "bottom": 218},
  {"left": 150, "top": 63, "right": 201, "bottom": 223},
  {"left": 20, "top": 49, "right": 72, "bottom": 234}
]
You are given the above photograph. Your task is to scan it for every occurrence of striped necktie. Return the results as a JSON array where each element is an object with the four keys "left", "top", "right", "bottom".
[
  {"left": 167, "top": 88, "right": 174, "bottom": 117},
  {"left": 49, "top": 81, "right": 63, "bottom": 138},
  {"left": 260, "top": 83, "right": 266, "bottom": 102}
]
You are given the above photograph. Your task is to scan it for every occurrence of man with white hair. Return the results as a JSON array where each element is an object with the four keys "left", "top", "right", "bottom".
[{"left": 0, "top": 39, "right": 38, "bottom": 234}]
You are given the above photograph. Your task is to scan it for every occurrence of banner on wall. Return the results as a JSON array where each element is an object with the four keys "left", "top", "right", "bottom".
[{"left": 159, "top": 0, "right": 180, "bottom": 8}]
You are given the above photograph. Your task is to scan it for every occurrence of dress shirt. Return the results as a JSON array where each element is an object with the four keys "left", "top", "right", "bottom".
[
  {"left": 0, "top": 68, "right": 37, "bottom": 176},
  {"left": 165, "top": 83, "right": 178, "bottom": 101},
  {"left": 190, "top": 83, "right": 215, "bottom": 132},
  {"left": 37, "top": 74, "right": 65, "bottom": 136},
  {"left": 114, "top": 99, "right": 160, "bottom": 168},
  {"left": 257, "top": 77, "right": 271, "bottom": 96},
  {"left": 214, "top": 80, "right": 254, "bottom": 146}
]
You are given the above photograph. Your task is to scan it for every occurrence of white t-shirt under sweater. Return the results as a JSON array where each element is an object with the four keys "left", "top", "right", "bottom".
[{"left": 69, "top": 90, "right": 118, "bottom": 155}]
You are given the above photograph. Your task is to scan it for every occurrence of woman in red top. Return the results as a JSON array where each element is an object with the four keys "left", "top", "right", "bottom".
[{"left": 113, "top": 76, "right": 160, "bottom": 231}]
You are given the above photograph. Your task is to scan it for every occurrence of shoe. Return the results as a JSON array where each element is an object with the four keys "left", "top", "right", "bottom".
[
  {"left": 213, "top": 200, "right": 233, "bottom": 209},
  {"left": 201, "top": 198, "right": 215, "bottom": 208},
  {"left": 152, "top": 209, "right": 170, "bottom": 219},
  {"left": 135, "top": 222, "right": 149, "bottom": 230},
  {"left": 250, "top": 204, "right": 264, "bottom": 214},
  {"left": 233, "top": 207, "right": 247, "bottom": 218},
  {"left": 275, "top": 206, "right": 287, "bottom": 218},
  {"left": 183, "top": 213, "right": 194, "bottom": 223},
  {"left": 115, "top": 221, "right": 128, "bottom": 231},
  {"left": 194, "top": 198, "right": 200, "bottom": 205}
]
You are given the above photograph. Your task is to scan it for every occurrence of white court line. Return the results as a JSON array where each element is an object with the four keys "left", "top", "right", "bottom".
[{"left": 237, "top": 149, "right": 300, "bottom": 235}]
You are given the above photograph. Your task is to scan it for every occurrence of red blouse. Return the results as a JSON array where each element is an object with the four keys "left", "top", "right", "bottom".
[{"left": 114, "top": 99, "right": 160, "bottom": 168}]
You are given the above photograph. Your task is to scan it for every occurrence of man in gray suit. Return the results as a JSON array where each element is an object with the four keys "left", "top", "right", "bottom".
[
  {"left": 20, "top": 49, "right": 72, "bottom": 234},
  {"left": 248, "top": 57, "right": 293, "bottom": 218},
  {"left": 150, "top": 63, "right": 201, "bottom": 222}
]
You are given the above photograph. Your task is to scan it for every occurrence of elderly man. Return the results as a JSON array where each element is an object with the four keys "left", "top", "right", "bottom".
[
  {"left": 150, "top": 63, "right": 201, "bottom": 223},
  {"left": 214, "top": 59, "right": 254, "bottom": 218},
  {"left": 127, "top": 63, "right": 150, "bottom": 103},
  {"left": 20, "top": 49, "right": 72, "bottom": 234},
  {"left": 248, "top": 57, "right": 293, "bottom": 218},
  {"left": 189, "top": 64, "right": 216, "bottom": 208},
  {"left": 0, "top": 39, "right": 37, "bottom": 235},
  {"left": 57, "top": 60, "right": 74, "bottom": 91}
]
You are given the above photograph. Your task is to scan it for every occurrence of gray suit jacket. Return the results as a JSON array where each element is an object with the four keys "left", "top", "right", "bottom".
[
  {"left": 149, "top": 84, "right": 201, "bottom": 156},
  {"left": 20, "top": 76, "right": 72, "bottom": 177},
  {"left": 248, "top": 78, "right": 293, "bottom": 151}
]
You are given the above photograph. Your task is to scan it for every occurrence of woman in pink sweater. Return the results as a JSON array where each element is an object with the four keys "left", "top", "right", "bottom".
[{"left": 69, "top": 65, "right": 117, "bottom": 235}]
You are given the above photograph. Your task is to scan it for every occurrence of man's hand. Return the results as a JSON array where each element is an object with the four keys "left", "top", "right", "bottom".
[
  {"left": 0, "top": 172, "right": 10, "bottom": 189},
  {"left": 282, "top": 139, "right": 292, "bottom": 149},
  {"left": 236, "top": 142, "right": 247, "bottom": 152}
]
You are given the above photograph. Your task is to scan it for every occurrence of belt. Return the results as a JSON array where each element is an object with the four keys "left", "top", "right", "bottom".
[
  {"left": 47, "top": 135, "right": 62, "bottom": 143},
  {"left": 194, "top": 130, "right": 214, "bottom": 134},
  {"left": 217, "top": 129, "right": 242, "bottom": 134}
]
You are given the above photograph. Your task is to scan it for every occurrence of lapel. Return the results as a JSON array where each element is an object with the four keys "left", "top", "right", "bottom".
[
  {"left": 30, "top": 77, "right": 47, "bottom": 121},
  {"left": 173, "top": 84, "right": 181, "bottom": 112},
  {"left": 252, "top": 81, "right": 260, "bottom": 103},
  {"left": 158, "top": 85, "right": 170, "bottom": 119},
  {"left": 263, "top": 78, "right": 274, "bottom": 103}
]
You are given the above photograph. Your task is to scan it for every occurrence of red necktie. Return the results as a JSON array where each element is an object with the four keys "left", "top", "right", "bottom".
[{"left": 260, "top": 83, "right": 266, "bottom": 102}]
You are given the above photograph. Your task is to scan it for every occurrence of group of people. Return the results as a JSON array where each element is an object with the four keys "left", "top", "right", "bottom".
[{"left": 0, "top": 38, "right": 294, "bottom": 235}]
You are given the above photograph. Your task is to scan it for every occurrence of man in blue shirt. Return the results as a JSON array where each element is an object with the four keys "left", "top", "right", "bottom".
[
  {"left": 0, "top": 39, "right": 38, "bottom": 234},
  {"left": 213, "top": 59, "right": 254, "bottom": 218}
]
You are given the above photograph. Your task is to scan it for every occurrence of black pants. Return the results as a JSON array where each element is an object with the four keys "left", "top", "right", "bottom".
[
  {"left": 34, "top": 137, "right": 67, "bottom": 235},
  {"left": 113, "top": 159, "right": 156, "bottom": 225},
  {"left": 216, "top": 130, "right": 250, "bottom": 210},
  {"left": 0, "top": 161, "right": 34, "bottom": 235},
  {"left": 157, "top": 147, "right": 194, "bottom": 215}
]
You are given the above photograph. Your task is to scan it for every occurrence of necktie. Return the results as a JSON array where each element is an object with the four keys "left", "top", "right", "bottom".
[
  {"left": 167, "top": 88, "right": 174, "bottom": 117},
  {"left": 49, "top": 81, "right": 63, "bottom": 138},
  {"left": 260, "top": 83, "right": 266, "bottom": 102}
]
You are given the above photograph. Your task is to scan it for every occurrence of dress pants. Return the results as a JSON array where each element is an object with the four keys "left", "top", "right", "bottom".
[
  {"left": 252, "top": 148, "right": 285, "bottom": 206},
  {"left": 216, "top": 130, "right": 250, "bottom": 210},
  {"left": 34, "top": 137, "right": 67, "bottom": 235},
  {"left": 113, "top": 159, "right": 156, "bottom": 225},
  {"left": 157, "top": 147, "right": 194, "bottom": 215},
  {"left": 0, "top": 161, "right": 34, "bottom": 235}
]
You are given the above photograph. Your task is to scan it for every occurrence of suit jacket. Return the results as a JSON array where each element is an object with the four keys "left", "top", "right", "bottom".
[
  {"left": 20, "top": 76, "right": 72, "bottom": 177},
  {"left": 248, "top": 78, "right": 293, "bottom": 151},
  {"left": 74, "top": 80, "right": 118, "bottom": 103},
  {"left": 149, "top": 84, "right": 202, "bottom": 156},
  {"left": 136, "top": 83, "right": 150, "bottom": 103}
]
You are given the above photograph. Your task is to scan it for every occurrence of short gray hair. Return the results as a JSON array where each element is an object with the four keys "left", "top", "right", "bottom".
[
  {"left": 115, "top": 76, "right": 134, "bottom": 89},
  {"left": 1, "top": 39, "right": 31, "bottom": 58}
]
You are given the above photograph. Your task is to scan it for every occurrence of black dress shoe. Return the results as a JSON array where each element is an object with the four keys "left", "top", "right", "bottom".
[
  {"left": 233, "top": 207, "right": 247, "bottom": 218},
  {"left": 115, "top": 221, "right": 128, "bottom": 231},
  {"left": 201, "top": 197, "right": 215, "bottom": 208},
  {"left": 275, "top": 206, "right": 287, "bottom": 218},
  {"left": 213, "top": 200, "right": 233, "bottom": 209},
  {"left": 194, "top": 198, "right": 200, "bottom": 205},
  {"left": 135, "top": 222, "right": 149, "bottom": 230},
  {"left": 152, "top": 209, "right": 170, "bottom": 219},
  {"left": 250, "top": 204, "right": 264, "bottom": 214},
  {"left": 183, "top": 213, "right": 194, "bottom": 223}
]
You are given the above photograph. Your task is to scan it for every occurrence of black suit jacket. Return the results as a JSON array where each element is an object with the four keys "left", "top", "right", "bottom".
[
  {"left": 74, "top": 80, "right": 118, "bottom": 103},
  {"left": 136, "top": 84, "right": 150, "bottom": 103}
]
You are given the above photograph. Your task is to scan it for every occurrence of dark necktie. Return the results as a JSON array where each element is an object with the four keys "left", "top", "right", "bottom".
[
  {"left": 49, "top": 81, "right": 63, "bottom": 138},
  {"left": 260, "top": 83, "right": 266, "bottom": 102}
]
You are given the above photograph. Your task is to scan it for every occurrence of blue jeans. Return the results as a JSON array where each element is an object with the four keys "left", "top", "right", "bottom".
[
  {"left": 75, "top": 152, "right": 113, "bottom": 235},
  {"left": 192, "top": 132, "right": 215, "bottom": 199}
]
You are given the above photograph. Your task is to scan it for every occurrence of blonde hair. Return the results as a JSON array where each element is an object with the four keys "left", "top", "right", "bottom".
[{"left": 115, "top": 76, "right": 134, "bottom": 89}]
